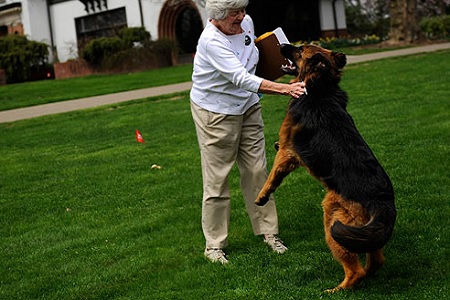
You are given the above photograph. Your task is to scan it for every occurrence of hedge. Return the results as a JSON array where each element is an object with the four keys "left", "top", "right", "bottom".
[
  {"left": 419, "top": 15, "right": 450, "bottom": 39},
  {"left": 0, "top": 35, "right": 49, "bottom": 83}
]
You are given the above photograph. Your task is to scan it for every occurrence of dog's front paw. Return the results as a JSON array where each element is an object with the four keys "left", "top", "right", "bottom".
[{"left": 255, "top": 195, "right": 270, "bottom": 206}]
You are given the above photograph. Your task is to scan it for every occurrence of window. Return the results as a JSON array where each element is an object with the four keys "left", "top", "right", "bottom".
[
  {"left": 0, "top": 25, "right": 7, "bottom": 37},
  {"left": 75, "top": 7, "right": 127, "bottom": 50}
]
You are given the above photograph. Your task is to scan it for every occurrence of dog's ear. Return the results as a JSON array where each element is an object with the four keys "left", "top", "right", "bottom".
[
  {"left": 310, "top": 53, "right": 329, "bottom": 71},
  {"left": 332, "top": 52, "right": 347, "bottom": 69}
]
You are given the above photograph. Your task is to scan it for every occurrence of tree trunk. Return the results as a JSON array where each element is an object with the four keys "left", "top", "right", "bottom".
[{"left": 388, "top": 0, "right": 417, "bottom": 43}]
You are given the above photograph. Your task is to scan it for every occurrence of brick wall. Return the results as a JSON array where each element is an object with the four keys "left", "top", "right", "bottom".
[
  {"left": 53, "top": 59, "right": 95, "bottom": 80},
  {"left": 8, "top": 23, "right": 24, "bottom": 35},
  {"left": 54, "top": 52, "right": 177, "bottom": 80}
]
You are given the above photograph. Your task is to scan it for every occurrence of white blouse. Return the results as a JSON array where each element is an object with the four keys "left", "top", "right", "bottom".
[{"left": 190, "top": 15, "right": 263, "bottom": 115}]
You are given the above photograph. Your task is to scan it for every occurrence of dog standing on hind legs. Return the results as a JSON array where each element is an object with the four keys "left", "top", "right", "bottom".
[{"left": 255, "top": 44, "right": 396, "bottom": 292}]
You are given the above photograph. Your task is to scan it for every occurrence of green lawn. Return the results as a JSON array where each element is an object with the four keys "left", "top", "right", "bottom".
[
  {"left": 0, "top": 64, "right": 193, "bottom": 111},
  {"left": 0, "top": 51, "right": 449, "bottom": 299}
]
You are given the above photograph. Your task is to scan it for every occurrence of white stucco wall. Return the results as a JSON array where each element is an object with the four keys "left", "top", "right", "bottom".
[
  {"left": 1, "top": 0, "right": 53, "bottom": 58},
  {"left": 140, "top": 0, "right": 163, "bottom": 40},
  {"left": 139, "top": 0, "right": 207, "bottom": 40},
  {"left": 50, "top": 1, "right": 85, "bottom": 62},
  {"left": 319, "top": 0, "right": 347, "bottom": 31},
  {"left": 0, "top": 0, "right": 23, "bottom": 30},
  {"left": 23, "top": 0, "right": 51, "bottom": 45},
  {"left": 2, "top": 0, "right": 345, "bottom": 63},
  {"left": 193, "top": 0, "right": 208, "bottom": 27},
  {"left": 121, "top": 0, "right": 142, "bottom": 28},
  {"left": 49, "top": 0, "right": 179, "bottom": 62}
]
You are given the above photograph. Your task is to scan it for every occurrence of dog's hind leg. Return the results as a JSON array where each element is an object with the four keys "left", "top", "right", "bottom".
[
  {"left": 322, "top": 191, "right": 366, "bottom": 292},
  {"left": 365, "top": 249, "right": 385, "bottom": 277},
  {"left": 325, "top": 249, "right": 366, "bottom": 292}
]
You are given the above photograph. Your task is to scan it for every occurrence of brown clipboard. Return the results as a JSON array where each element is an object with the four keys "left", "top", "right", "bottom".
[{"left": 255, "top": 29, "right": 290, "bottom": 81}]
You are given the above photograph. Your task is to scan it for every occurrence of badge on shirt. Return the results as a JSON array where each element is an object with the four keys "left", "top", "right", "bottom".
[{"left": 245, "top": 35, "right": 251, "bottom": 46}]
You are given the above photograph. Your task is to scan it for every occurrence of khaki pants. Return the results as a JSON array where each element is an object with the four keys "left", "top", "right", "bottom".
[{"left": 191, "top": 101, "right": 279, "bottom": 249}]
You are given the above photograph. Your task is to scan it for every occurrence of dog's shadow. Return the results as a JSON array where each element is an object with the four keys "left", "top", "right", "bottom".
[{"left": 364, "top": 224, "right": 440, "bottom": 291}]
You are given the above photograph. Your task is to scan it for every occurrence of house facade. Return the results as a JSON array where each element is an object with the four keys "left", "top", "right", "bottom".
[{"left": 0, "top": 0, "right": 347, "bottom": 63}]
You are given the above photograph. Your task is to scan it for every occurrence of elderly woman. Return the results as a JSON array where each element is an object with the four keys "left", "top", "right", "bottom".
[{"left": 190, "top": 0, "right": 306, "bottom": 264}]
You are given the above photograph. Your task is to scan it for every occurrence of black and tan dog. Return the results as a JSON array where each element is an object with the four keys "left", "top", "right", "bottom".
[{"left": 255, "top": 44, "right": 396, "bottom": 292}]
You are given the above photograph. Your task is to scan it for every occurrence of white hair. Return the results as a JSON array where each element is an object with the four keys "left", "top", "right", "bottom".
[{"left": 206, "top": 0, "right": 249, "bottom": 20}]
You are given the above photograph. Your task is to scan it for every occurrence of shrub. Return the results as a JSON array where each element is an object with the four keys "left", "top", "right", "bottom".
[
  {"left": 0, "top": 35, "right": 49, "bottom": 83},
  {"left": 148, "top": 38, "right": 178, "bottom": 63},
  {"left": 81, "top": 37, "right": 125, "bottom": 67},
  {"left": 118, "top": 27, "right": 151, "bottom": 48},
  {"left": 344, "top": 1, "right": 390, "bottom": 39},
  {"left": 293, "top": 35, "right": 382, "bottom": 50},
  {"left": 100, "top": 39, "right": 177, "bottom": 72},
  {"left": 81, "top": 28, "right": 178, "bottom": 72},
  {"left": 81, "top": 36, "right": 124, "bottom": 67},
  {"left": 419, "top": 15, "right": 450, "bottom": 39}
]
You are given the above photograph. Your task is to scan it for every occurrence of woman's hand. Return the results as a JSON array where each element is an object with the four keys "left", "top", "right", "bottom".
[
  {"left": 286, "top": 81, "right": 306, "bottom": 98},
  {"left": 259, "top": 79, "right": 307, "bottom": 98}
]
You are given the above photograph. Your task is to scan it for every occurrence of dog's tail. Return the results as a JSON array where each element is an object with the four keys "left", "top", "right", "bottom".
[{"left": 331, "top": 206, "right": 396, "bottom": 253}]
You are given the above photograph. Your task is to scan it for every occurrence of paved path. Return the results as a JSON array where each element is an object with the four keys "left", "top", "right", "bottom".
[
  {"left": 346, "top": 42, "right": 450, "bottom": 64},
  {"left": 1, "top": 42, "right": 449, "bottom": 124},
  {"left": 0, "top": 82, "right": 193, "bottom": 123}
]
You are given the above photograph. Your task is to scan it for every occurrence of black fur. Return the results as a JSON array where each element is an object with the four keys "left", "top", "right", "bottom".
[{"left": 283, "top": 44, "right": 396, "bottom": 252}]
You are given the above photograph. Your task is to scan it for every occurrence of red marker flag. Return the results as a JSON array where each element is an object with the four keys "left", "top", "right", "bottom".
[{"left": 136, "top": 130, "right": 145, "bottom": 143}]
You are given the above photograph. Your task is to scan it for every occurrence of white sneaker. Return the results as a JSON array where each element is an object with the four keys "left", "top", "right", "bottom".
[
  {"left": 264, "top": 234, "right": 288, "bottom": 254},
  {"left": 204, "top": 248, "right": 228, "bottom": 264}
]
